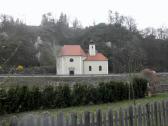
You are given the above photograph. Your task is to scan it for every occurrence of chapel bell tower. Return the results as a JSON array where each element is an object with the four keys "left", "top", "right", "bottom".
[{"left": 89, "top": 40, "right": 96, "bottom": 56}]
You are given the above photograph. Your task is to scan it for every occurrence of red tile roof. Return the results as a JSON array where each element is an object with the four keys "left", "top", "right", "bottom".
[
  {"left": 85, "top": 53, "right": 108, "bottom": 61},
  {"left": 60, "top": 45, "right": 86, "bottom": 56},
  {"left": 60, "top": 45, "right": 108, "bottom": 61}
]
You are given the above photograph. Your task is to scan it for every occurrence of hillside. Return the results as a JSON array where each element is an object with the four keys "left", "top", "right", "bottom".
[{"left": 1, "top": 12, "right": 168, "bottom": 73}]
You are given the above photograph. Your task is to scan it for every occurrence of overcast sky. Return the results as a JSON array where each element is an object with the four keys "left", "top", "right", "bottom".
[{"left": 0, "top": 0, "right": 168, "bottom": 29}]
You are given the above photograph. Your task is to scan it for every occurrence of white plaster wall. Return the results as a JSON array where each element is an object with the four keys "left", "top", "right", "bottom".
[
  {"left": 56, "top": 57, "right": 62, "bottom": 75},
  {"left": 57, "top": 56, "right": 84, "bottom": 75},
  {"left": 84, "top": 61, "right": 108, "bottom": 74}
]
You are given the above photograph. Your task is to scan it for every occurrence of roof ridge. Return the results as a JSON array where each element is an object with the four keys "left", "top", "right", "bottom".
[{"left": 60, "top": 45, "right": 86, "bottom": 56}]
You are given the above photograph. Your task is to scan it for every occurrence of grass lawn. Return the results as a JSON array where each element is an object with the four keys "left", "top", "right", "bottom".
[{"left": 1, "top": 92, "right": 168, "bottom": 123}]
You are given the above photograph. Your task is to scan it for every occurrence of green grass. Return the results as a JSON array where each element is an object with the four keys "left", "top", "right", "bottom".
[{"left": 1, "top": 92, "right": 168, "bottom": 123}]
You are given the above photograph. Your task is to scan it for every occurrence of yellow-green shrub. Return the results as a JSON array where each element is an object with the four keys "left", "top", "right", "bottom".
[{"left": 16, "top": 65, "right": 24, "bottom": 72}]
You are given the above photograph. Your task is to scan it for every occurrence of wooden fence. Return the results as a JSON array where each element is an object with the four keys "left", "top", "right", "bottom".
[
  {"left": 159, "top": 84, "right": 168, "bottom": 92},
  {"left": 1, "top": 100, "right": 168, "bottom": 126}
]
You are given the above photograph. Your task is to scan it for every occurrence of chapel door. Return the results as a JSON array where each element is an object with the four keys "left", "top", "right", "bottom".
[{"left": 69, "top": 70, "right": 74, "bottom": 76}]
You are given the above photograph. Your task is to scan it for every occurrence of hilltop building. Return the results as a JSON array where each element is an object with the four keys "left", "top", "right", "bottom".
[{"left": 56, "top": 41, "right": 108, "bottom": 75}]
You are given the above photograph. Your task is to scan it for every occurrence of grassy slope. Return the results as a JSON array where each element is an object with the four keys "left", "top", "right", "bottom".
[{"left": 1, "top": 92, "right": 168, "bottom": 122}]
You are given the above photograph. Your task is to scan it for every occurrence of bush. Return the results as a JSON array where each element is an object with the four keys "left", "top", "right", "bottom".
[
  {"left": 71, "top": 84, "right": 98, "bottom": 105},
  {"left": 29, "top": 86, "right": 42, "bottom": 110},
  {"left": 97, "top": 81, "right": 129, "bottom": 103},
  {"left": 72, "top": 84, "right": 88, "bottom": 105},
  {"left": 132, "top": 77, "right": 148, "bottom": 98},
  {"left": 54, "top": 84, "right": 71, "bottom": 108},
  {"left": 16, "top": 65, "right": 24, "bottom": 72},
  {"left": 0, "top": 77, "right": 148, "bottom": 115},
  {"left": 42, "top": 85, "right": 55, "bottom": 108},
  {"left": 0, "top": 88, "right": 7, "bottom": 114}
]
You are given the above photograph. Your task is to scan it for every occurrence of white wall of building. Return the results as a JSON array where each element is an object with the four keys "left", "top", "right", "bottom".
[
  {"left": 84, "top": 61, "right": 108, "bottom": 74},
  {"left": 57, "top": 56, "right": 85, "bottom": 75},
  {"left": 56, "top": 56, "right": 62, "bottom": 74}
]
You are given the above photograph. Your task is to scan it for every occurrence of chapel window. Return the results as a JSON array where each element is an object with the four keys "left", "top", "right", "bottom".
[
  {"left": 99, "top": 66, "right": 102, "bottom": 71},
  {"left": 70, "top": 58, "right": 74, "bottom": 62},
  {"left": 89, "top": 66, "right": 92, "bottom": 71}
]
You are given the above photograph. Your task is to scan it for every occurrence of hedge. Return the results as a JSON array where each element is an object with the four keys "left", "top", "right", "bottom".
[{"left": 0, "top": 77, "right": 147, "bottom": 115}]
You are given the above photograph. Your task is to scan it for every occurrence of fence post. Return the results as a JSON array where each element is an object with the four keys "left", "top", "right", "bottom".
[
  {"left": 154, "top": 102, "right": 158, "bottom": 126},
  {"left": 143, "top": 106, "right": 147, "bottom": 126},
  {"left": 119, "top": 108, "right": 124, "bottom": 126},
  {"left": 65, "top": 115, "right": 70, "bottom": 126},
  {"left": 129, "top": 106, "right": 134, "bottom": 126},
  {"left": 103, "top": 112, "right": 107, "bottom": 126},
  {"left": 10, "top": 116, "right": 18, "bottom": 126},
  {"left": 57, "top": 112, "right": 64, "bottom": 126},
  {"left": 125, "top": 109, "right": 128, "bottom": 126},
  {"left": 51, "top": 116, "right": 56, "bottom": 126},
  {"left": 115, "top": 111, "right": 119, "bottom": 126},
  {"left": 146, "top": 103, "right": 151, "bottom": 126},
  {"left": 36, "top": 116, "right": 41, "bottom": 126},
  {"left": 108, "top": 109, "right": 113, "bottom": 126},
  {"left": 162, "top": 101, "right": 166, "bottom": 126},
  {"left": 42, "top": 112, "right": 52, "bottom": 126},
  {"left": 158, "top": 102, "right": 163, "bottom": 126},
  {"left": 134, "top": 106, "right": 138, "bottom": 125},
  {"left": 166, "top": 101, "right": 168, "bottom": 125},
  {"left": 84, "top": 111, "right": 90, "bottom": 126},
  {"left": 91, "top": 112, "right": 95, "bottom": 126},
  {"left": 71, "top": 113, "right": 77, "bottom": 126},
  {"left": 79, "top": 114, "right": 83, "bottom": 126},
  {"left": 137, "top": 105, "right": 142, "bottom": 126},
  {"left": 150, "top": 103, "right": 154, "bottom": 126},
  {"left": 96, "top": 109, "right": 102, "bottom": 126}
]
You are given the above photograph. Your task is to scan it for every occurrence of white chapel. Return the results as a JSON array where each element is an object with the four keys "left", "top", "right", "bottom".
[{"left": 56, "top": 41, "right": 108, "bottom": 75}]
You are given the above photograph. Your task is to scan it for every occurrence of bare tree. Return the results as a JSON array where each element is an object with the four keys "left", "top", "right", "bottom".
[
  {"left": 108, "top": 10, "right": 125, "bottom": 26},
  {"left": 125, "top": 17, "right": 137, "bottom": 32},
  {"left": 72, "top": 18, "right": 82, "bottom": 29},
  {"left": 142, "top": 27, "right": 157, "bottom": 38},
  {"left": 108, "top": 10, "right": 114, "bottom": 24}
]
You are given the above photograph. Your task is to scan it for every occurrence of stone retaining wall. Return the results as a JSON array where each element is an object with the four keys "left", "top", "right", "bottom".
[{"left": 0, "top": 74, "right": 129, "bottom": 88}]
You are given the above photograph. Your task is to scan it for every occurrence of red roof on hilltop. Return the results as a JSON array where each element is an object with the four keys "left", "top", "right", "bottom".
[{"left": 60, "top": 45, "right": 108, "bottom": 61}]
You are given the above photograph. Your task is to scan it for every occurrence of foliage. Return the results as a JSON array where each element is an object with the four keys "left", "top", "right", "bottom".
[
  {"left": 97, "top": 81, "right": 129, "bottom": 102},
  {"left": 0, "top": 77, "right": 148, "bottom": 115},
  {"left": 72, "top": 84, "right": 98, "bottom": 105},
  {"left": 16, "top": 65, "right": 24, "bottom": 72},
  {"left": 132, "top": 77, "right": 148, "bottom": 98}
]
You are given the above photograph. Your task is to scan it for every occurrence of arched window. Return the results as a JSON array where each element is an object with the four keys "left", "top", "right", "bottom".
[
  {"left": 99, "top": 66, "right": 102, "bottom": 71},
  {"left": 89, "top": 66, "right": 92, "bottom": 71},
  {"left": 70, "top": 58, "right": 74, "bottom": 62}
]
